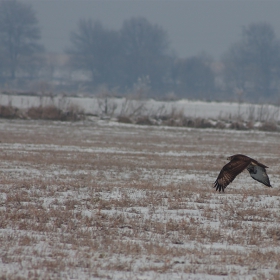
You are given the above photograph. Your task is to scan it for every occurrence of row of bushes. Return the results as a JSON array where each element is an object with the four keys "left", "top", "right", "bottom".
[
  {"left": 0, "top": 103, "right": 279, "bottom": 132},
  {"left": 0, "top": 104, "right": 84, "bottom": 121},
  {"left": 117, "top": 114, "right": 279, "bottom": 132}
]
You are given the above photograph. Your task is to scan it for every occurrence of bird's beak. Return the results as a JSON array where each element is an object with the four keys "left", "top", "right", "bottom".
[{"left": 226, "top": 157, "right": 231, "bottom": 161}]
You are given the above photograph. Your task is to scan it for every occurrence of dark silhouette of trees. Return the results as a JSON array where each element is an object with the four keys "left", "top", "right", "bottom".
[
  {"left": 67, "top": 17, "right": 171, "bottom": 94},
  {"left": 0, "top": 0, "right": 43, "bottom": 80},
  {"left": 171, "top": 54, "right": 215, "bottom": 99},
  {"left": 67, "top": 19, "right": 121, "bottom": 87},
  {"left": 120, "top": 17, "right": 170, "bottom": 92},
  {"left": 223, "top": 22, "right": 280, "bottom": 101}
]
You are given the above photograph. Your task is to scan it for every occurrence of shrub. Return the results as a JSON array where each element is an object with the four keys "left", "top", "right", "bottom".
[
  {"left": 0, "top": 105, "right": 19, "bottom": 118},
  {"left": 135, "top": 116, "right": 153, "bottom": 125},
  {"left": 260, "top": 121, "right": 278, "bottom": 132},
  {"left": 41, "top": 106, "right": 63, "bottom": 120},
  {"left": 26, "top": 106, "right": 44, "bottom": 119},
  {"left": 118, "top": 116, "right": 133, "bottom": 124},
  {"left": 27, "top": 105, "right": 84, "bottom": 121}
]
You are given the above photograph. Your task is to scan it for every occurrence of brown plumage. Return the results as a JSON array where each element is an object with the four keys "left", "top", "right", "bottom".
[{"left": 213, "top": 154, "right": 272, "bottom": 192}]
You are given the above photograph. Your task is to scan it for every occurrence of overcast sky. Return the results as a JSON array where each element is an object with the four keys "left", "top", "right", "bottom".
[{"left": 25, "top": 0, "right": 280, "bottom": 59}]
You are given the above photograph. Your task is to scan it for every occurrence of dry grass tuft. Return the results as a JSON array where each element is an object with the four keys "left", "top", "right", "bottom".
[
  {"left": 0, "top": 105, "right": 21, "bottom": 118},
  {"left": 26, "top": 105, "right": 84, "bottom": 121}
]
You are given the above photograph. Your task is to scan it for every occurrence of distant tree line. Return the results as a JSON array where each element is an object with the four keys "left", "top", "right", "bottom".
[
  {"left": 1, "top": 0, "right": 280, "bottom": 102},
  {"left": 0, "top": 0, "right": 44, "bottom": 82},
  {"left": 222, "top": 22, "right": 280, "bottom": 101},
  {"left": 66, "top": 17, "right": 217, "bottom": 99},
  {"left": 67, "top": 17, "right": 170, "bottom": 94}
]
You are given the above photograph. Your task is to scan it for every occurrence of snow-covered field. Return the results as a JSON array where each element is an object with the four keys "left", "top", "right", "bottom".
[
  {"left": 1, "top": 93, "right": 280, "bottom": 121},
  {"left": 0, "top": 118, "right": 280, "bottom": 279}
]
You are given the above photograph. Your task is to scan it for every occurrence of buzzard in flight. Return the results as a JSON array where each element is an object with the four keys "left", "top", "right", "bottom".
[{"left": 213, "top": 154, "right": 272, "bottom": 192}]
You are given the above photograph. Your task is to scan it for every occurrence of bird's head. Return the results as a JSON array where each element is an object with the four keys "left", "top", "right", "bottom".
[{"left": 227, "top": 155, "right": 233, "bottom": 161}]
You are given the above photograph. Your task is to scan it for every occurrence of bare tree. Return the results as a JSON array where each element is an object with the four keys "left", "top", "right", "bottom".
[
  {"left": 120, "top": 17, "right": 170, "bottom": 92},
  {"left": 67, "top": 19, "right": 121, "bottom": 87},
  {"left": 172, "top": 54, "right": 215, "bottom": 99},
  {"left": 67, "top": 17, "right": 172, "bottom": 95},
  {"left": 0, "top": 0, "right": 43, "bottom": 80},
  {"left": 223, "top": 22, "right": 280, "bottom": 101}
]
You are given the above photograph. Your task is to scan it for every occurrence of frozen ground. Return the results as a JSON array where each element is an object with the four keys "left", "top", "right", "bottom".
[{"left": 0, "top": 119, "right": 280, "bottom": 279}]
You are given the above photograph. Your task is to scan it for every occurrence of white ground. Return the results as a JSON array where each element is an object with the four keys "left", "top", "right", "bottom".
[{"left": 1, "top": 93, "right": 280, "bottom": 121}]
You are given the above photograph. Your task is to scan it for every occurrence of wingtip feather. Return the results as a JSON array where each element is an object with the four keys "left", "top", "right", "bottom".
[{"left": 213, "top": 181, "right": 225, "bottom": 192}]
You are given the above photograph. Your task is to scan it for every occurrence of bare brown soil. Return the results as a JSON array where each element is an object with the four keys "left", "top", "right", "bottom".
[{"left": 0, "top": 119, "right": 279, "bottom": 279}]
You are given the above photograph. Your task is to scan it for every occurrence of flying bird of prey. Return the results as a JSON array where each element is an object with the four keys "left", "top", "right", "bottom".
[{"left": 213, "top": 154, "right": 272, "bottom": 192}]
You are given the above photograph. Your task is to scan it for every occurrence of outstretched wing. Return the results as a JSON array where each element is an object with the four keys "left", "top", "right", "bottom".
[
  {"left": 213, "top": 158, "right": 250, "bottom": 192},
  {"left": 247, "top": 164, "right": 272, "bottom": 187}
]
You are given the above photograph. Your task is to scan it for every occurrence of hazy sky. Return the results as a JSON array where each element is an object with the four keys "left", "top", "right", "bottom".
[{"left": 25, "top": 0, "right": 280, "bottom": 59}]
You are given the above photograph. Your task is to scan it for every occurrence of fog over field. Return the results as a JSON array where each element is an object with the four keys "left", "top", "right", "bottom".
[
  {"left": 2, "top": 1, "right": 280, "bottom": 101},
  {"left": 26, "top": 0, "right": 280, "bottom": 59}
]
